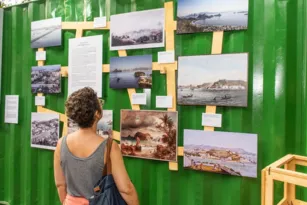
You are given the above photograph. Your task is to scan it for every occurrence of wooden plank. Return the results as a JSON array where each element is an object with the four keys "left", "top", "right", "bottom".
[
  {"left": 178, "top": 146, "right": 183, "bottom": 156},
  {"left": 271, "top": 168, "right": 307, "bottom": 188},
  {"left": 37, "top": 106, "right": 67, "bottom": 123},
  {"left": 294, "top": 159, "right": 307, "bottom": 167},
  {"left": 294, "top": 200, "right": 307, "bottom": 205},
  {"left": 166, "top": 66, "right": 176, "bottom": 111},
  {"left": 294, "top": 155, "right": 307, "bottom": 162},
  {"left": 276, "top": 198, "right": 287, "bottom": 205},
  {"left": 284, "top": 162, "right": 296, "bottom": 202},
  {"left": 164, "top": 2, "right": 174, "bottom": 51},
  {"left": 62, "top": 21, "right": 110, "bottom": 30},
  {"left": 204, "top": 31, "right": 223, "bottom": 131},
  {"left": 118, "top": 50, "right": 127, "bottom": 57},
  {"left": 169, "top": 162, "right": 178, "bottom": 171},
  {"left": 268, "top": 154, "right": 294, "bottom": 168},
  {"left": 61, "top": 66, "right": 68, "bottom": 77},
  {"left": 113, "top": 130, "right": 120, "bottom": 141},
  {"left": 261, "top": 169, "right": 267, "bottom": 205},
  {"left": 102, "top": 64, "right": 110, "bottom": 73},
  {"left": 264, "top": 175, "right": 274, "bottom": 205},
  {"left": 76, "top": 29, "right": 83, "bottom": 38}
]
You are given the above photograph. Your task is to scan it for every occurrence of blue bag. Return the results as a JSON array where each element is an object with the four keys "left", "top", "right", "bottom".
[{"left": 89, "top": 137, "right": 127, "bottom": 205}]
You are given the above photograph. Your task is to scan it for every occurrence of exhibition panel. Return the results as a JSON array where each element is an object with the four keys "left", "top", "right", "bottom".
[{"left": 0, "top": 0, "right": 307, "bottom": 205}]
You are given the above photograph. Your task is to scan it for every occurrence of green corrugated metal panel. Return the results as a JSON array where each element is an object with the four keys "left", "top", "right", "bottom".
[{"left": 0, "top": 0, "right": 307, "bottom": 204}]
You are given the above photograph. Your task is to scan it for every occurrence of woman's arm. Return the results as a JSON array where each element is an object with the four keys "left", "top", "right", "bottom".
[
  {"left": 110, "top": 141, "right": 139, "bottom": 205},
  {"left": 54, "top": 138, "right": 67, "bottom": 204}
]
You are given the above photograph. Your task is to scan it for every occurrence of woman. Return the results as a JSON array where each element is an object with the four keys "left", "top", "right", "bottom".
[{"left": 53, "top": 87, "right": 139, "bottom": 205}]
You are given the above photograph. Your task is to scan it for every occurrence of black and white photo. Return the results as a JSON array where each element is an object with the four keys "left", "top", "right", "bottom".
[
  {"left": 31, "top": 17, "right": 62, "bottom": 48},
  {"left": 178, "top": 53, "right": 248, "bottom": 107},
  {"left": 31, "top": 65, "right": 61, "bottom": 94},
  {"left": 31, "top": 113, "right": 59, "bottom": 150},
  {"left": 177, "top": 0, "right": 248, "bottom": 34},
  {"left": 110, "top": 8, "right": 165, "bottom": 50}
]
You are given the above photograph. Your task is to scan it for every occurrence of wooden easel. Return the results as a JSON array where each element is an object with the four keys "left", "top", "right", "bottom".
[
  {"left": 36, "top": 2, "right": 178, "bottom": 170},
  {"left": 262, "top": 154, "right": 307, "bottom": 205}
]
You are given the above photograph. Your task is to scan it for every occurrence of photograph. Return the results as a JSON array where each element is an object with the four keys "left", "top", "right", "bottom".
[
  {"left": 97, "top": 110, "right": 113, "bottom": 137},
  {"left": 177, "top": 53, "right": 248, "bottom": 107},
  {"left": 184, "top": 129, "right": 257, "bottom": 178},
  {"left": 110, "top": 8, "right": 165, "bottom": 50},
  {"left": 177, "top": 0, "right": 248, "bottom": 34},
  {"left": 31, "top": 65, "right": 61, "bottom": 94},
  {"left": 31, "top": 112, "right": 59, "bottom": 150},
  {"left": 120, "top": 110, "right": 178, "bottom": 162},
  {"left": 31, "top": 17, "right": 62, "bottom": 48},
  {"left": 68, "top": 110, "right": 113, "bottom": 137},
  {"left": 110, "top": 55, "right": 152, "bottom": 89}
]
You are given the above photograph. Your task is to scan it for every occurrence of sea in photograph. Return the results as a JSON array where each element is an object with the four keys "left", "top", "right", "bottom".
[
  {"left": 31, "top": 26, "right": 61, "bottom": 48},
  {"left": 178, "top": 88, "right": 247, "bottom": 107},
  {"left": 110, "top": 71, "right": 152, "bottom": 89}
]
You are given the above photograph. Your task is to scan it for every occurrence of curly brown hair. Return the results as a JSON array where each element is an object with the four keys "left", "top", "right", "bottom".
[{"left": 65, "top": 87, "right": 102, "bottom": 128}]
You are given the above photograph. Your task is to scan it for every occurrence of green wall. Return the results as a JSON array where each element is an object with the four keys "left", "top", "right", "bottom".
[{"left": 0, "top": 0, "right": 307, "bottom": 204}]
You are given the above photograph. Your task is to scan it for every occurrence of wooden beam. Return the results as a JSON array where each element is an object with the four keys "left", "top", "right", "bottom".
[
  {"left": 37, "top": 106, "right": 67, "bottom": 123},
  {"left": 284, "top": 162, "right": 296, "bottom": 202},
  {"left": 271, "top": 168, "right": 307, "bottom": 188},
  {"left": 165, "top": 2, "right": 174, "bottom": 51},
  {"left": 276, "top": 198, "right": 287, "bottom": 205},
  {"left": 178, "top": 147, "right": 184, "bottom": 156},
  {"left": 62, "top": 21, "right": 110, "bottom": 30},
  {"left": 169, "top": 162, "right": 178, "bottom": 171},
  {"left": 268, "top": 154, "right": 294, "bottom": 168},
  {"left": 264, "top": 175, "right": 274, "bottom": 205}
]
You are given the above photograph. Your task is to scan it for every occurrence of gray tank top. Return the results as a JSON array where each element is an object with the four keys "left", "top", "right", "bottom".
[{"left": 60, "top": 136, "right": 107, "bottom": 199}]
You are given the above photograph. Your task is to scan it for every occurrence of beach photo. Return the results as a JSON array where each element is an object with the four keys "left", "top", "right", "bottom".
[
  {"left": 31, "top": 65, "right": 61, "bottom": 94},
  {"left": 184, "top": 129, "right": 257, "bottom": 178},
  {"left": 120, "top": 110, "right": 178, "bottom": 162},
  {"left": 177, "top": 53, "right": 248, "bottom": 107},
  {"left": 31, "top": 17, "right": 62, "bottom": 48},
  {"left": 110, "top": 55, "right": 152, "bottom": 89},
  {"left": 110, "top": 8, "right": 165, "bottom": 50},
  {"left": 177, "top": 0, "right": 248, "bottom": 34},
  {"left": 31, "top": 113, "right": 59, "bottom": 150},
  {"left": 97, "top": 110, "right": 113, "bottom": 137}
]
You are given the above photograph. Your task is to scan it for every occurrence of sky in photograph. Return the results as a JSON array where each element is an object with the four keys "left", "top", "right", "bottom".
[
  {"left": 110, "top": 55, "right": 152, "bottom": 71},
  {"left": 32, "top": 113, "right": 59, "bottom": 122},
  {"left": 178, "top": 54, "right": 248, "bottom": 86},
  {"left": 111, "top": 8, "right": 164, "bottom": 35},
  {"left": 32, "top": 65, "right": 61, "bottom": 72},
  {"left": 31, "top": 17, "right": 61, "bottom": 30},
  {"left": 177, "top": 0, "right": 248, "bottom": 16},
  {"left": 184, "top": 129, "right": 257, "bottom": 153}
]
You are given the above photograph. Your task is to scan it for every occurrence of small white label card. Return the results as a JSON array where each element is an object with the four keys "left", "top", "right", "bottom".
[
  {"left": 4, "top": 95, "right": 19, "bottom": 124},
  {"left": 158, "top": 51, "right": 175, "bottom": 64},
  {"left": 202, "top": 113, "right": 222, "bottom": 127},
  {"left": 35, "top": 96, "right": 45, "bottom": 106},
  {"left": 132, "top": 93, "right": 147, "bottom": 105},
  {"left": 36, "top": 51, "right": 46, "bottom": 61},
  {"left": 94, "top": 17, "right": 107, "bottom": 28},
  {"left": 156, "top": 96, "right": 173, "bottom": 108}
]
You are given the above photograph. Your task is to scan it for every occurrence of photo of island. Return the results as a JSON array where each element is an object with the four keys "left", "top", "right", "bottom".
[
  {"left": 31, "top": 113, "right": 59, "bottom": 150},
  {"left": 31, "top": 17, "right": 62, "bottom": 48},
  {"left": 177, "top": 53, "right": 248, "bottom": 107},
  {"left": 97, "top": 110, "right": 113, "bottom": 137},
  {"left": 110, "top": 8, "right": 165, "bottom": 50},
  {"left": 31, "top": 65, "right": 61, "bottom": 94},
  {"left": 184, "top": 129, "right": 257, "bottom": 178},
  {"left": 110, "top": 55, "right": 152, "bottom": 89},
  {"left": 120, "top": 110, "right": 178, "bottom": 162},
  {"left": 177, "top": 0, "right": 248, "bottom": 34}
]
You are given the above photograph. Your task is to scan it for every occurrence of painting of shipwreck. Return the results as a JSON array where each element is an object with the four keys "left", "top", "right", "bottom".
[
  {"left": 177, "top": 53, "right": 248, "bottom": 107},
  {"left": 120, "top": 110, "right": 178, "bottom": 162},
  {"left": 184, "top": 129, "right": 257, "bottom": 178}
]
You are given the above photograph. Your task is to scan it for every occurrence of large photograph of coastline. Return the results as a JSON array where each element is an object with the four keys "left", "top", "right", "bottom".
[
  {"left": 31, "top": 17, "right": 62, "bottom": 48},
  {"left": 31, "top": 113, "right": 59, "bottom": 150},
  {"left": 177, "top": 0, "right": 248, "bottom": 34},
  {"left": 110, "top": 8, "right": 165, "bottom": 50},
  {"left": 184, "top": 129, "right": 257, "bottom": 178},
  {"left": 31, "top": 65, "right": 61, "bottom": 94},
  {"left": 120, "top": 110, "right": 178, "bottom": 162},
  {"left": 177, "top": 53, "right": 248, "bottom": 107},
  {"left": 110, "top": 55, "right": 152, "bottom": 89}
]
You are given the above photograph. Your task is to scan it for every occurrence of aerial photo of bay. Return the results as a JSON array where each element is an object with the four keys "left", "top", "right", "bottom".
[
  {"left": 177, "top": 0, "right": 248, "bottom": 34},
  {"left": 177, "top": 53, "right": 248, "bottom": 107}
]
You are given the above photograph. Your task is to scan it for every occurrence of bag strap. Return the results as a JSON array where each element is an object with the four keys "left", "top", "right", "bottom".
[{"left": 102, "top": 137, "right": 113, "bottom": 176}]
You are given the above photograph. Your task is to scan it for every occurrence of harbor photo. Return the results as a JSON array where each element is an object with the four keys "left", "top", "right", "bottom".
[
  {"left": 184, "top": 129, "right": 257, "bottom": 178},
  {"left": 177, "top": 0, "right": 248, "bottom": 34},
  {"left": 120, "top": 110, "right": 178, "bottom": 162},
  {"left": 110, "top": 8, "right": 165, "bottom": 50},
  {"left": 177, "top": 53, "right": 248, "bottom": 107},
  {"left": 110, "top": 55, "right": 152, "bottom": 89},
  {"left": 31, "top": 17, "right": 62, "bottom": 48}
]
